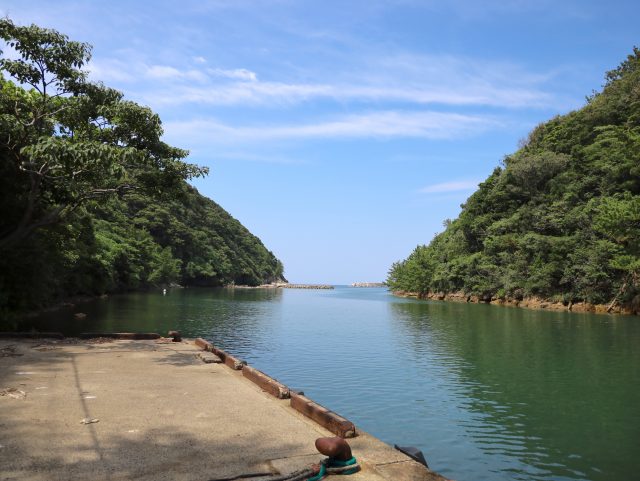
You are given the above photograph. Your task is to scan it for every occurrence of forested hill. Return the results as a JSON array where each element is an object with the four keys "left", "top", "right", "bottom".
[
  {"left": 0, "top": 181, "right": 285, "bottom": 315},
  {"left": 387, "top": 49, "right": 640, "bottom": 314},
  {"left": 0, "top": 18, "right": 283, "bottom": 320},
  {"left": 96, "top": 183, "right": 286, "bottom": 290}
]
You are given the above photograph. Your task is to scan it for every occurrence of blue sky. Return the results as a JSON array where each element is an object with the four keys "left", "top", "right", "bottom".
[{"left": 2, "top": 1, "right": 638, "bottom": 284}]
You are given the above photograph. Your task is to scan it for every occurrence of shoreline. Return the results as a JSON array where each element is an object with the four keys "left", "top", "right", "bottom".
[
  {"left": 393, "top": 290, "right": 640, "bottom": 316},
  {"left": 17, "top": 293, "right": 110, "bottom": 321},
  {"left": 12, "top": 285, "right": 639, "bottom": 326},
  {"left": 228, "top": 283, "right": 334, "bottom": 290},
  {"left": 10, "top": 283, "right": 276, "bottom": 323}
]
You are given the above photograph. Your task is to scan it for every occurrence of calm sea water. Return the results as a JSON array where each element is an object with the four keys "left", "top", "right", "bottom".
[{"left": 24, "top": 287, "right": 640, "bottom": 481}]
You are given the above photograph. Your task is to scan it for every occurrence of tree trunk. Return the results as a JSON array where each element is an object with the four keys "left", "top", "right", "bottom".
[{"left": 607, "top": 276, "right": 629, "bottom": 312}]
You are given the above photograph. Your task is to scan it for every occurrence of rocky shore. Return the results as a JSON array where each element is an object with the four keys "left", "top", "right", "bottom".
[
  {"left": 393, "top": 290, "right": 640, "bottom": 316},
  {"left": 351, "top": 282, "right": 386, "bottom": 288}
]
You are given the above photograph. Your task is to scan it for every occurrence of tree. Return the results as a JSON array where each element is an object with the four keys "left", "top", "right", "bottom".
[
  {"left": 149, "top": 246, "right": 182, "bottom": 287},
  {"left": 0, "top": 18, "right": 207, "bottom": 249},
  {"left": 387, "top": 48, "right": 640, "bottom": 309}
]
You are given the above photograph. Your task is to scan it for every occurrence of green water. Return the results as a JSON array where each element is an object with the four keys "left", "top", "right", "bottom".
[{"left": 23, "top": 287, "right": 640, "bottom": 481}]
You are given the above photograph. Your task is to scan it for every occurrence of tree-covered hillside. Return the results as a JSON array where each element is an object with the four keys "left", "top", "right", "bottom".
[
  {"left": 388, "top": 49, "right": 640, "bottom": 312},
  {"left": 0, "top": 184, "right": 285, "bottom": 316},
  {"left": 0, "top": 19, "right": 283, "bottom": 320}
]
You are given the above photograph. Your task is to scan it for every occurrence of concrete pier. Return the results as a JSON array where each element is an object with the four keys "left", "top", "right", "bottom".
[{"left": 0, "top": 338, "right": 448, "bottom": 481}]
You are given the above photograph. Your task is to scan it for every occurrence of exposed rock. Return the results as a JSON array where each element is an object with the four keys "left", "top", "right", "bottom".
[
  {"left": 391, "top": 290, "right": 638, "bottom": 316},
  {"left": 631, "top": 295, "right": 640, "bottom": 315},
  {"left": 570, "top": 302, "right": 596, "bottom": 313},
  {"left": 449, "top": 292, "right": 469, "bottom": 302}
]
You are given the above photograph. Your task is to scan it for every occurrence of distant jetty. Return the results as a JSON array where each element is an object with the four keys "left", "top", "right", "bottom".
[
  {"left": 228, "top": 283, "right": 334, "bottom": 290},
  {"left": 351, "top": 282, "right": 386, "bottom": 288},
  {"left": 278, "top": 283, "right": 334, "bottom": 290}
]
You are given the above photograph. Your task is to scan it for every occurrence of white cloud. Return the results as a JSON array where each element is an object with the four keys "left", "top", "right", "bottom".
[
  {"left": 146, "top": 64, "right": 208, "bottom": 82},
  {"left": 87, "top": 58, "right": 137, "bottom": 83},
  {"left": 145, "top": 80, "right": 548, "bottom": 108},
  {"left": 139, "top": 52, "right": 554, "bottom": 108},
  {"left": 146, "top": 65, "right": 182, "bottom": 78},
  {"left": 164, "top": 111, "right": 497, "bottom": 144},
  {"left": 148, "top": 81, "right": 331, "bottom": 106},
  {"left": 194, "top": 56, "right": 207, "bottom": 64},
  {"left": 208, "top": 68, "right": 257, "bottom": 82},
  {"left": 89, "top": 51, "right": 555, "bottom": 110},
  {"left": 420, "top": 180, "right": 480, "bottom": 193}
]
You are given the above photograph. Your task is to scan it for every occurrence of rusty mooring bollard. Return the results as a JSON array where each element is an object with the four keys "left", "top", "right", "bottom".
[
  {"left": 168, "top": 330, "right": 182, "bottom": 342},
  {"left": 315, "top": 437, "right": 353, "bottom": 461}
]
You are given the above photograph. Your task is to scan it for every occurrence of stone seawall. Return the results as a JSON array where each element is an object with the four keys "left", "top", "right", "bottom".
[{"left": 393, "top": 290, "right": 640, "bottom": 316}]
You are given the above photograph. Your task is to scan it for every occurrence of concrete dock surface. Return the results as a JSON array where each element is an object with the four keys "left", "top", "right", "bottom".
[{"left": 0, "top": 339, "right": 448, "bottom": 481}]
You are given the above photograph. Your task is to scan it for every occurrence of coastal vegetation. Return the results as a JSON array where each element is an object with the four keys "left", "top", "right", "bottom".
[
  {"left": 0, "top": 19, "right": 284, "bottom": 322},
  {"left": 387, "top": 49, "right": 640, "bottom": 313}
]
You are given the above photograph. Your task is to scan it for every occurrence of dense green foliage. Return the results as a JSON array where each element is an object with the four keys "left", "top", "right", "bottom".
[
  {"left": 0, "top": 19, "right": 284, "bottom": 321},
  {"left": 0, "top": 18, "right": 207, "bottom": 249},
  {"left": 0, "top": 185, "right": 285, "bottom": 316},
  {"left": 388, "top": 49, "right": 640, "bottom": 308}
]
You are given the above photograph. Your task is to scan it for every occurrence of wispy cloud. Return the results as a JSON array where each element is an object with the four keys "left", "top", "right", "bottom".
[
  {"left": 148, "top": 81, "right": 332, "bottom": 106},
  {"left": 134, "top": 53, "right": 557, "bottom": 108},
  {"left": 88, "top": 49, "right": 555, "bottom": 110},
  {"left": 146, "top": 81, "right": 549, "bottom": 108},
  {"left": 145, "top": 64, "right": 209, "bottom": 82},
  {"left": 164, "top": 111, "right": 498, "bottom": 144},
  {"left": 420, "top": 179, "right": 481, "bottom": 193},
  {"left": 208, "top": 68, "right": 258, "bottom": 82},
  {"left": 87, "top": 58, "right": 137, "bottom": 83},
  {"left": 146, "top": 65, "right": 183, "bottom": 78}
]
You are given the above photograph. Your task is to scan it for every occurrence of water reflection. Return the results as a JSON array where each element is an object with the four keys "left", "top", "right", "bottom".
[
  {"left": 21, "top": 287, "right": 640, "bottom": 481},
  {"left": 23, "top": 287, "right": 282, "bottom": 337},
  {"left": 389, "top": 300, "right": 640, "bottom": 481}
]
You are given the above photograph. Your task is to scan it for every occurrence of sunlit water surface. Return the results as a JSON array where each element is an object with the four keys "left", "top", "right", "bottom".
[{"left": 25, "top": 287, "right": 640, "bottom": 481}]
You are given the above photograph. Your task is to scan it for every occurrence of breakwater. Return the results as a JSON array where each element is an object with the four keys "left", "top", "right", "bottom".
[{"left": 278, "top": 283, "right": 334, "bottom": 290}]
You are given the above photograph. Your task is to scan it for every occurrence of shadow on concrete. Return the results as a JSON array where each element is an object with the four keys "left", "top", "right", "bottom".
[
  {"left": 151, "top": 349, "right": 202, "bottom": 367},
  {"left": 0, "top": 340, "right": 68, "bottom": 387},
  {"left": 0, "top": 417, "right": 304, "bottom": 480},
  {"left": 0, "top": 340, "right": 314, "bottom": 481}
]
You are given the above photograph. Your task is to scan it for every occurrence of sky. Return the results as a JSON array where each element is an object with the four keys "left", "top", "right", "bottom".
[{"left": 1, "top": 1, "right": 638, "bottom": 284}]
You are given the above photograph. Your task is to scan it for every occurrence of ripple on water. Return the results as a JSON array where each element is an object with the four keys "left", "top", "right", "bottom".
[{"left": 23, "top": 287, "right": 640, "bottom": 481}]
